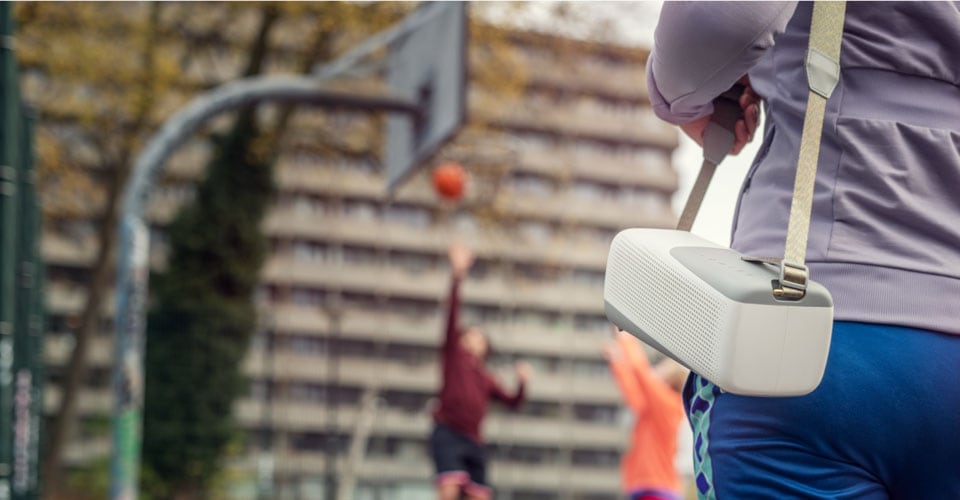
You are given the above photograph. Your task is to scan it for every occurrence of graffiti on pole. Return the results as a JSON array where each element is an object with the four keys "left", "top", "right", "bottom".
[
  {"left": 11, "top": 370, "right": 29, "bottom": 494},
  {"left": 110, "top": 217, "right": 149, "bottom": 500}
]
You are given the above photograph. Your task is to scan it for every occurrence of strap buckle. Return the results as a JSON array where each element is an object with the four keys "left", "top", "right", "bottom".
[{"left": 773, "top": 260, "right": 808, "bottom": 300}]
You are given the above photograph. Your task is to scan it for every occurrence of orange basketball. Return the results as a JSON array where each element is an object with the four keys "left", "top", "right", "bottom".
[{"left": 432, "top": 162, "right": 466, "bottom": 200}]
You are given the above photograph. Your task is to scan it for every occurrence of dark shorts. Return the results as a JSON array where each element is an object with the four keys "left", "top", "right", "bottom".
[
  {"left": 686, "top": 321, "right": 960, "bottom": 499},
  {"left": 430, "top": 423, "right": 490, "bottom": 497}
]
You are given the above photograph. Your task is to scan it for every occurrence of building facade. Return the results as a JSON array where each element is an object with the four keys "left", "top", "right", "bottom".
[{"left": 39, "top": 18, "right": 681, "bottom": 500}]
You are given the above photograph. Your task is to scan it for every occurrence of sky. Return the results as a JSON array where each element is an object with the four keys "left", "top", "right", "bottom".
[{"left": 479, "top": 1, "right": 762, "bottom": 247}]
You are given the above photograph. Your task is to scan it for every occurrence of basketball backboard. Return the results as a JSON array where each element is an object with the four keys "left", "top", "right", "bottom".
[{"left": 384, "top": 2, "right": 468, "bottom": 193}]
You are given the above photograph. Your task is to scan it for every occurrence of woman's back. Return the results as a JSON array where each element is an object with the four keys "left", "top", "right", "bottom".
[{"left": 729, "top": 2, "right": 960, "bottom": 335}]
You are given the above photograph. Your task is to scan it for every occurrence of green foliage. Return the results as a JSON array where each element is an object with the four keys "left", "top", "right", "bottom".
[
  {"left": 141, "top": 108, "right": 275, "bottom": 498},
  {"left": 65, "top": 458, "right": 110, "bottom": 500}
]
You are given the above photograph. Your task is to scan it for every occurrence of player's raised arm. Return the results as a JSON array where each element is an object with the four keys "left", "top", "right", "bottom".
[{"left": 443, "top": 242, "right": 474, "bottom": 351}]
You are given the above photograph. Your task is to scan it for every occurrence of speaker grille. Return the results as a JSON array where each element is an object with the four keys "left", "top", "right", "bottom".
[{"left": 605, "top": 239, "right": 727, "bottom": 381}]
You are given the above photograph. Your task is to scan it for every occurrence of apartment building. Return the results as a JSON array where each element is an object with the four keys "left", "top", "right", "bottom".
[{"left": 39, "top": 16, "right": 680, "bottom": 500}]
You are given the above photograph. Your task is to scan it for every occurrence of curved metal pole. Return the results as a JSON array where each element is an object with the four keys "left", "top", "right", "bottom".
[
  {"left": 109, "top": 3, "right": 451, "bottom": 495},
  {"left": 109, "top": 76, "right": 420, "bottom": 500}
]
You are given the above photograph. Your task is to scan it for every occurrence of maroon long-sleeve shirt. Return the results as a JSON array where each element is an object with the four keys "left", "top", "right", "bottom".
[{"left": 432, "top": 276, "right": 525, "bottom": 443}]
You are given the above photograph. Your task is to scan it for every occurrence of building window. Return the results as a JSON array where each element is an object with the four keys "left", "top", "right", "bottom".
[
  {"left": 290, "top": 194, "right": 330, "bottom": 216},
  {"left": 619, "top": 187, "right": 664, "bottom": 213},
  {"left": 254, "top": 285, "right": 271, "bottom": 305},
  {"left": 574, "top": 494, "right": 619, "bottom": 500},
  {"left": 453, "top": 211, "right": 479, "bottom": 233},
  {"left": 383, "top": 204, "right": 431, "bottom": 228},
  {"left": 341, "top": 291, "right": 381, "bottom": 310},
  {"left": 461, "top": 304, "right": 503, "bottom": 326},
  {"left": 290, "top": 432, "right": 349, "bottom": 453},
  {"left": 632, "top": 148, "right": 669, "bottom": 173},
  {"left": 389, "top": 250, "right": 438, "bottom": 273},
  {"left": 516, "top": 400, "right": 561, "bottom": 418},
  {"left": 365, "top": 436, "right": 400, "bottom": 458},
  {"left": 571, "top": 448, "right": 621, "bottom": 467},
  {"left": 341, "top": 199, "right": 380, "bottom": 221},
  {"left": 510, "top": 172, "right": 555, "bottom": 196},
  {"left": 46, "top": 264, "right": 91, "bottom": 285},
  {"left": 570, "top": 269, "right": 605, "bottom": 287},
  {"left": 526, "top": 356, "right": 562, "bottom": 375},
  {"left": 381, "top": 390, "right": 432, "bottom": 414},
  {"left": 517, "top": 221, "right": 553, "bottom": 244},
  {"left": 290, "top": 287, "right": 326, "bottom": 306},
  {"left": 284, "top": 149, "right": 324, "bottom": 169},
  {"left": 85, "top": 367, "right": 111, "bottom": 388},
  {"left": 248, "top": 380, "right": 267, "bottom": 400},
  {"left": 292, "top": 240, "right": 331, "bottom": 263},
  {"left": 571, "top": 180, "right": 616, "bottom": 201},
  {"left": 331, "top": 338, "right": 377, "bottom": 358},
  {"left": 489, "top": 444, "right": 559, "bottom": 465},
  {"left": 508, "top": 130, "right": 557, "bottom": 152},
  {"left": 385, "top": 297, "right": 438, "bottom": 319},
  {"left": 365, "top": 437, "right": 428, "bottom": 460},
  {"left": 57, "top": 218, "right": 97, "bottom": 243},
  {"left": 511, "top": 309, "right": 558, "bottom": 328},
  {"left": 384, "top": 343, "right": 435, "bottom": 366},
  {"left": 512, "top": 491, "right": 560, "bottom": 500},
  {"left": 284, "top": 335, "right": 325, "bottom": 354},
  {"left": 574, "top": 314, "right": 609, "bottom": 334},
  {"left": 329, "top": 156, "right": 378, "bottom": 174},
  {"left": 342, "top": 245, "right": 381, "bottom": 265},
  {"left": 582, "top": 226, "right": 617, "bottom": 245},
  {"left": 286, "top": 384, "right": 361, "bottom": 406},
  {"left": 568, "top": 358, "right": 609, "bottom": 377},
  {"left": 355, "top": 481, "right": 434, "bottom": 500},
  {"left": 572, "top": 403, "right": 621, "bottom": 424}
]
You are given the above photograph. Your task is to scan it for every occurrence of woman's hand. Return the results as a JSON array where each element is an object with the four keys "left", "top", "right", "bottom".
[{"left": 680, "top": 76, "right": 762, "bottom": 156}]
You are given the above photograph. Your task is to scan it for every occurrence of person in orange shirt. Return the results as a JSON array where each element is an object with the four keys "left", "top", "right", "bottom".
[{"left": 604, "top": 327, "right": 689, "bottom": 500}]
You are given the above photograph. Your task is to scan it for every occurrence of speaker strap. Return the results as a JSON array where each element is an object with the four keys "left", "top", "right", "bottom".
[{"left": 775, "top": 1, "right": 846, "bottom": 299}]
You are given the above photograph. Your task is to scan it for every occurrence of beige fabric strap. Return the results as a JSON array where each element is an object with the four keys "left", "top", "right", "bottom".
[
  {"left": 776, "top": 1, "right": 846, "bottom": 298},
  {"left": 677, "top": 158, "right": 717, "bottom": 232},
  {"left": 676, "top": 84, "right": 744, "bottom": 231}
]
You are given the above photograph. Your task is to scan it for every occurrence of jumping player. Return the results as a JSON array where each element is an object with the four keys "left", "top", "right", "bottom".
[
  {"left": 431, "top": 242, "right": 530, "bottom": 500},
  {"left": 605, "top": 327, "right": 689, "bottom": 500}
]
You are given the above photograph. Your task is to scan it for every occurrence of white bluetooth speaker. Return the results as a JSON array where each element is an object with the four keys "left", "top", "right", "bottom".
[{"left": 604, "top": 229, "right": 833, "bottom": 396}]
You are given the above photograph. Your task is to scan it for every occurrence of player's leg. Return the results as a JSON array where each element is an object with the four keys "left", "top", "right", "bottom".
[
  {"left": 462, "top": 440, "right": 492, "bottom": 500},
  {"left": 437, "top": 481, "right": 462, "bottom": 500},
  {"left": 463, "top": 483, "right": 492, "bottom": 500},
  {"left": 686, "top": 321, "right": 890, "bottom": 499},
  {"left": 430, "top": 424, "right": 469, "bottom": 500}
]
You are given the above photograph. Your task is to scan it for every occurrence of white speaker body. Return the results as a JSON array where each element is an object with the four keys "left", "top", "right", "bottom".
[{"left": 604, "top": 229, "right": 834, "bottom": 396}]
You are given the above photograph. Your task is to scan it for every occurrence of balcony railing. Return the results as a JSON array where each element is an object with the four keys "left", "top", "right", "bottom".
[
  {"left": 266, "top": 303, "right": 608, "bottom": 358},
  {"left": 262, "top": 257, "right": 606, "bottom": 315},
  {"left": 234, "top": 400, "right": 626, "bottom": 450},
  {"left": 245, "top": 351, "right": 620, "bottom": 405},
  {"left": 255, "top": 453, "right": 621, "bottom": 494},
  {"left": 264, "top": 210, "right": 612, "bottom": 272}
]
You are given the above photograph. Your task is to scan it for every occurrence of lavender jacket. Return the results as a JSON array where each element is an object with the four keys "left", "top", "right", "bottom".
[{"left": 647, "top": 2, "right": 960, "bottom": 335}]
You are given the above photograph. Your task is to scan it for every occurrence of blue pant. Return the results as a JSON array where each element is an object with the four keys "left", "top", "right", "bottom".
[{"left": 685, "top": 321, "right": 960, "bottom": 499}]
